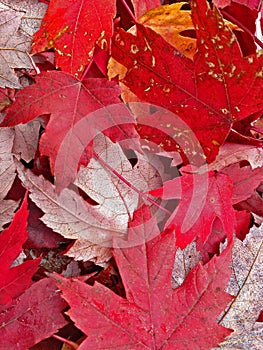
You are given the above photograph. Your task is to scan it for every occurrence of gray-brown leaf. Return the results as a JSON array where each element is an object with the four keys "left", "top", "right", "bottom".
[
  {"left": 217, "top": 225, "right": 263, "bottom": 349},
  {"left": 0, "top": 0, "right": 47, "bottom": 37},
  {"left": 0, "top": 128, "right": 17, "bottom": 228},
  {"left": 16, "top": 164, "right": 115, "bottom": 264},
  {"left": 0, "top": 9, "right": 32, "bottom": 88},
  {"left": 13, "top": 120, "right": 41, "bottom": 162}
]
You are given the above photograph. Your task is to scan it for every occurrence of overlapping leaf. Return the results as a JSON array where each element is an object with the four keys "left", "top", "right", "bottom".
[
  {"left": 0, "top": 0, "right": 45, "bottom": 88},
  {"left": 151, "top": 170, "right": 235, "bottom": 248},
  {"left": 0, "top": 8, "right": 32, "bottom": 88},
  {"left": 13, "top": 120, "right": 41, "bottom": 162},
  {"left": 32, "top": 0, "right": 116, "bottom": 76},
  {"left": 217, "top": 225, "right": 263, "bottom": 349},
  {"left": 172, "top": 241, "right": 201, "bottom": 288},
  {"left": 0, "top": 278, "right": 67, "bottom": 349},
  {"left": 0, "top": 196, "right": 39, "bottom": 306},
  {"left": 52, "top": 205, "right": 233, "bottom": 349},
  {"left": 16, "top": 164, "right": 113, "bottom": 264},
  {"left": 202, "top": 143, "right": 263, "bottom": 173},
  {"left": 138, "top": 2, "right": 198, "bottom": 59},
  {"left": 0, "top": 0, "right": 47, "bottom": 37},
  {"left": 2, "top": 71, "right": 138, "bottom": 189},
  {"left": 16, "top": 135, "right": 164, "bottom": 263},
  {"left": 0, "top": 128, "right": 16, "bottom": 199},
  {"left": 112, "top": 0, "right": 263, "bottom": 162},
  {"left": 221, "top": 162, "right": 263, "bottom": 204},
  {"left": 75, "top": 134, "right": 164, "bottom": 228},
  {"left": 138, "top": 2, "right": 239, "bottom": 59},
  {"left": 131, "top": 0, "right": 160, "bottom": 18},
  {"left": 0, "top": 128, "right": 18, "bottom": 228}
]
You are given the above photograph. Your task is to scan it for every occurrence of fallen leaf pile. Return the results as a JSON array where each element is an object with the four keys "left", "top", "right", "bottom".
[{"left": 0, "top": 0, "right": 262, "bottom": 349}]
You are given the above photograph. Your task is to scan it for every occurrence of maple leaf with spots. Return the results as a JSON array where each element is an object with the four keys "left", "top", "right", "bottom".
[
  {"left": 0, "top": 0, "right": 262, "bottom": 348},
  {"left": 32, "top": 0, "right": 116, "bottom": 77},
  {"left": 112, "top": 0, "right": 263, "bottom": 162},
  {"left": 1, "top": 71, "right": 138, "bottom": 190}
]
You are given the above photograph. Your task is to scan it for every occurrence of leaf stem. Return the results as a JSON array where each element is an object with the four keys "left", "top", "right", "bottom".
[
  {"left": 28, "top": 54, "right": 40, "bottom": 75},
  {"left": 120, "top": 0, "right": 137, "bottom": 23},
  {"left": 52, "top": 334, "right": 79, "bottom": 349},
  {"left": 221, "top": 9, "right": 263, "bottom": 50},
  {"left": 93, "top": 151, "right": 171, "bottom": 215}
]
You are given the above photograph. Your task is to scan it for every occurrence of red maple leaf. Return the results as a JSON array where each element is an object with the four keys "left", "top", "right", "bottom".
[
  {"left": 0, "top": 278, "right": 67, "bottom": 349},
  {"left": 52, "top": 205, "right": 233, "bottom": 349},
  {"left": 0, "top": 1, "right": 262, "bottom": 348},
  {"left": 221, "top": 162, "right": 263, "bottom": 204},
  {"left": 111, "top": 0, "right": 263, "bottom": 162},
  {"left": 151, "top": 169, "right": 236, "bottom": 248},
  {"left": 0, "top": 195, "right": 40, "bottom": 307},
  {"left": 32, "top": 0, "right": 116, "bottom": 77},
  {"left": 0, "top": 195, "right": 68, "bottom": 348},
  {"left": 1, "top": 71, "right": 138, "bottom": 190}
]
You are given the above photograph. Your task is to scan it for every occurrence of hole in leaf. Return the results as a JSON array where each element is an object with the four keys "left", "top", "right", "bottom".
[
  {"left": 257, "top": 310, "right": 263, "bottom": 322},
  {"left": 123, "top": 149, "right": 138, "bottom": 167},
  {"left": 70, "top": 183, "right": 99, "bottom": 205},
  {"left": 239, "top": 160, "right": 250, "bottom": 168},
  {"left": 180, "top": 30, "right": 196, "bottom": 39},
  {"left": 20, "top": 158, "right": 34, "bottom": 169}
]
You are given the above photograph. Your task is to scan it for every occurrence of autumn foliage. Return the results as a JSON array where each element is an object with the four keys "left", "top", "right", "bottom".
[{"left": 0, "top": 0, "right": 262, "bottom": 349}]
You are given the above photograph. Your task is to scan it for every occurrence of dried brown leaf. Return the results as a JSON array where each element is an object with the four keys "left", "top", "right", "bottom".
[
  {"left": 217, "top": 225, "right": 263, "bottom": 349},
  {"left": 0, "top": 128, "right": 17, "bottom": 228},
  {"left": 0, "top": 128, "right": 16, "bottom": 198},
  {"left": 13, "top": 120, "right": 41, "bottom": 162},
  {"left": 17, "top": 135, "right": 165, "bottom": 263},
  {"left": 172, "top": 241, "right": 201, "bottom": 289},
  {"left": 0, "top": 199, "right": 18, "bottom": 230},
  {"left": 75, "top": 134, "right": 164, "bottom": 230},
  {"left": 0, "top": 0, "right": 47, "bottom": 37},
  {"left": 0, "top": 9, "right": 32, "bottom": 88},
  {"left": 16, "top": 163, "right": 112, "bottom": 264},
  {"left": 0, "top": 0, "right": 46, "bottom": 88}
]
